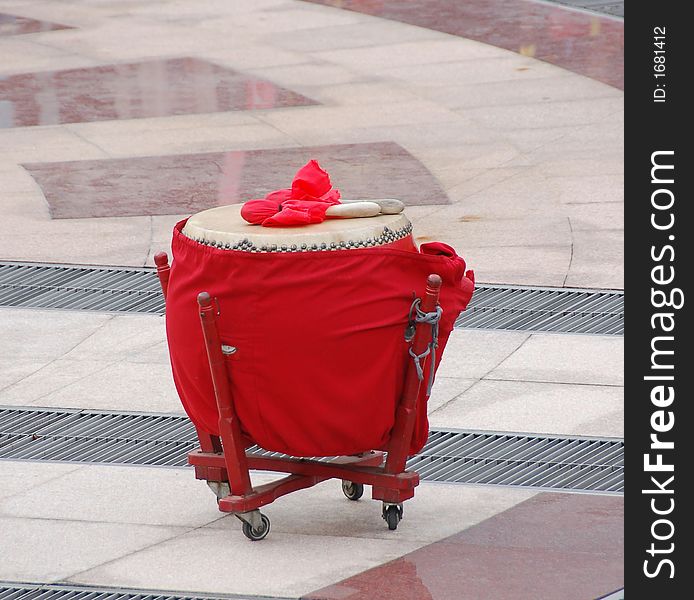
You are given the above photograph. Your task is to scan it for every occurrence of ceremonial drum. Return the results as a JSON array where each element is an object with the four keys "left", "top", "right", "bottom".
[{"left": 165, "top": 204, "right": 474, "bottom": 457}]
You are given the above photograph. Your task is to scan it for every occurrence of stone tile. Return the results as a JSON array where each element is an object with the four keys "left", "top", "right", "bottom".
[
  {"left": 0, "top": 357, "right": 45, "bottom": 392},
  {"left": 206, "top": 475, "right": 536, "bottom": 542},
  {"left": 565, "top": 229, "right": 624, "bottom": 289},
  {"left": 385, "top": 55, "right": 564, "bottom": 88},
  {"left": 68, "top": 526, "right": 422, "bottom": 597},
  {"left": 62, "top": 314, "right": 167, "bottom": 362},
  {"left": 0, "top": 56, "right": 317, "bottom": 129},
  {"left": 435, "top": 329, "right": 531, "bottom": 380},
  {"left": 35, "top": 21, "right": 238, "bottom": 62},
  {"left": 567, "top": 201, "right": 624, "bottom": 231},
  {"left": 455, "top": 96, "right": 622, "bottom": 130},
  {"left": 0, "top": 358, "right": 116, "bottom": 405},
  {"left": 0, "top": 308, "right": 112, "bottom": 361},
  {"left": 349, "top": 119, "right": 491, "bottom": 150},
  {"left": 270, "top": 19, "right": 446, "bottom": 53},
  {"left": 553, "top": 174, "right": 625, "bottom": 204},
  {"left": 0, "top": 461, "right": 82, "bottom": 500},
  {"left": 0, "top": 464, "right": 221, "bottom": 527},
  {"left": 197, "top": 43, "right": 308, "bottom": 70},
  {"left": 0, "top": 126, "right": 110, "bottom": 163},
  {"left": 125, "top": 340, "right": 172, "bottom": 365},
  {"left": 440, "top": 166, "right": 530, "bottom": 199},
  {"left": 256, "top": 101, "right": 459, "bottom": 136},
  {"left": 305, "top": 0, "right": 624, "bottom": 88},
  {"left": 413, "top": 143, "right": 522, "bottom": 174},
  {"left": 144, "top": 213, "right": 190, "bottom": 267},
  {"left": 439, "top": 172, "right": 564, "bottom": 220},
  {"left": 66, "top": 111, "right": 259, "bottom": 136},
  {"left": 489, "top": 333, "right": 624, "bottom": 386},
  {"left": 552, "top": 152, "right": 624, "bottom": 178},
  {"left": 0, "top": 12, "right": 72, "bottom": 36},
  {"left": 118, "top": 0, "right": 292, "bottom": 21},
  {"left": 501, "top": 125, "right": 581, "bottom": 153},
  {"left": 306, "top": 491, "right": 622, "bottom": 600},
  {"left": 562, "top": 118, "right": 624, "bottom": 151},
  {"left": 401, "top": 205, "right": 447, "bottom": 222},
  {"left": 314, "top": 38, "right": 505, "bottom": 72},
  {"left": 0, "top": 2, "right": 111, "bottom": 28},
  {"left": 0, "top": 37, "right": 98, "bottom": 76},
  {"left": 418, "top": 213, "right": 573, "bottom": 249},
  {"left": 429, "top": 379, "right": 624, "bottom": 437},
  {"left": 447, "top": 492, "right": 624, "bottom": 552},
  {"left": 249, "top": 61, "right": 366, "bottom": 88},
  {"left": 300, "top": 80, "right": 419, "bottom": 107},
  {"left": 0, "top": 516, "right": 184, "bottom": 582},
  {"left": 0, "top": 309, "right": 179, "bottom": 411},
  {"left": 24, "top": 142, "right": 449, "bottom": 220},
  {"left": 0, "top": 463, "right": 534, "bottom": 596},
  {"left": 417, "top": 74, "right": 621, "bottom": 110},
  {"left": 0, "top": 164, "right": 43, "bottom": 193},
  {"left": 199, "top": 6, "right": 366, "bottom": 36},
  {"left": 0, "top": 215, "right": 154, "bottom": 266},
  {"left": 444, "top": 245, "right": 572, "bottom": 287},
  {"left": 31, "top": 360, "right": 181, "bottom": 413},
  {"left": 74, "top": 122, "right": 298, "bottom": 158},
  {"left": 426, "top": 376, "right": 476, "bottom": 413},
  {"left": 0, "top": 191, "right": 49, "bottom": 221}
]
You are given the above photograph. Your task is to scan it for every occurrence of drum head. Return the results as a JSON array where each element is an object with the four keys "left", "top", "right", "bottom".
[{"left": 182, "top": 204, "right": 414, "bottom": 252}]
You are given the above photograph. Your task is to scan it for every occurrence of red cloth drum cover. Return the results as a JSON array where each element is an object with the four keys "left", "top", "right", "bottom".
[{"left": 165, "top": 219, "right": 474, "bottom": 457}]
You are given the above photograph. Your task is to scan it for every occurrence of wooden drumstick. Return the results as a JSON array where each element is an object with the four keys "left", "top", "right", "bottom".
[
  {"left": 325, "top": 202, "right": 381, "bottom": 218},
  {"left": 341, "top": 198, "right": 405, "bottom": 215}
]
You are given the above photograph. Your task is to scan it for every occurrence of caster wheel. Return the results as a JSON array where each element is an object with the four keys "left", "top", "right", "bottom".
[
  {"left": 341, "top": 480, "right": 364, "bottom": 501},
  {"left": 242, "top": 513, "right": 271, "bottom": 541},
  {"left": 383, "top": 504, "right": 403, "bottom": 531}
]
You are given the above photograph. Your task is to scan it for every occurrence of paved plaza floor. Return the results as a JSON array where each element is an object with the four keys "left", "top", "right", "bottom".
[{"left": 1, "top": 1, "right": 623, "bottom": 598}]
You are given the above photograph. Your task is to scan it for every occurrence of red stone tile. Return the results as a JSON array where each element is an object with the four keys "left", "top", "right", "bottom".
[
  {"left": 0, "top": 57, "right": 317, "bottom": 128},
  {"left": 0, "top": 13, "right": 72, "bottom": 36},
  {"left": 304, "top": 493, "right": 623, "bottom": 600},
  {"left": 305, "top": 0, "right": 623, "bottom": 89},
  {"left": 444, "top": 492, "right": 624, "bottom": 554},
  {"left": 23, "top": 142, "right": 450, "bottom": 219}
]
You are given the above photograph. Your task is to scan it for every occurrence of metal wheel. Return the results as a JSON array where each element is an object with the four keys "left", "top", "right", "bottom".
[
  {"left": 383, "top": 504, "right": 403, "bottom": 531},
  {"left": 242, "top": 513, "right": 271, "bottom": 541},
  {"left": 341, "top": 480, "right": 364, "bottom": 501}
]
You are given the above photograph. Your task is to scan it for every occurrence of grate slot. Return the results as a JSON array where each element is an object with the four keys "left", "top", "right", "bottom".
[
  {"left": 0, "top": 407, "right": 623, "bottom": 494},
  {"left": 0, "top": 584, "right": 290, "bottom": 600},
  {"left": 0, "top": 262, "right": 622, "bottom": 334}
]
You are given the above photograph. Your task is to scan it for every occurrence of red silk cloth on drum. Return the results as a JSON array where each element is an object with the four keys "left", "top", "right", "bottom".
[
  {"left": 240, "top": 160, "right": 341, "bottom": 227},
  {"left": 165, "top": 221, "right": 474, "bottom": 457}
]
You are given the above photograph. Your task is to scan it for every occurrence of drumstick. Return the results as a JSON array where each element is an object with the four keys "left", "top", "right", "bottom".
[
  {"left": 325, "top": 202, "right": 381, "bottom": 218},
  {"left": 340, "top": 198, "right": 405, "bottom": 215}
]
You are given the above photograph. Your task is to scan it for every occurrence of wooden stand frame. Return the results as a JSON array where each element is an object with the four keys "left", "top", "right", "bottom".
[{"left": 154, "top": 251, "right": 441, "bottom": 539}]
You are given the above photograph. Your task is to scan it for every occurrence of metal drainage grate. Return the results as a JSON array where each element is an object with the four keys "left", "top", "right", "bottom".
[
  {"left": 454, "top": 283, "right": 623, "bottom": 335},
  {"left": 0, "top": 261, "right": 623, "bottom": 335},
  {"left": 0, "top": 582, "right": 290, "bottom": 600},
  {"left": 0, "top": 407, "right": 623, "bottom": 494},
  {"left": 0, "top": 262, "right": 164, "bottom": 314}
]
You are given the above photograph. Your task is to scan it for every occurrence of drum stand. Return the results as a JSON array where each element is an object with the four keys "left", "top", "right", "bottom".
[{"left": 155, "top": 252, "right": 441, "bottom": 540}]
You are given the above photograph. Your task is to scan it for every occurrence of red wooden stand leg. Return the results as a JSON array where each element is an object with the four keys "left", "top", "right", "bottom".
[
  {"left": 155, "top": 253, "right": 226, "bottom": 481},
  {"left": 154, "top": 252, "right": 171, "bottom": 299},
  {"left": 197, "top": 292, "right": 253, "bottom": 497},
  {"left": 373, "top": 274, "right": 441, "bottom": 503}
]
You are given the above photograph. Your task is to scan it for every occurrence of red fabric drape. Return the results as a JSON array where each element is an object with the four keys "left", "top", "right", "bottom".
[
  {"left": 240, "top": 160, "right": 341, "bottom": 227},
  {"left": 165, "top": 221, "right": 474, "bottom": 457}
]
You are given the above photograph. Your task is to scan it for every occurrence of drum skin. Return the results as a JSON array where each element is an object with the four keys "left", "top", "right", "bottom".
[{"left": 165, "top": 219, "right": 474, "bottom": 457}]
